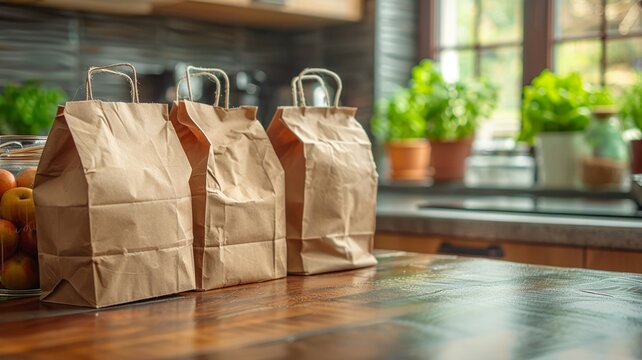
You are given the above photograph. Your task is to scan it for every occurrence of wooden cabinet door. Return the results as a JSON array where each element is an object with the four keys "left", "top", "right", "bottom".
[
  {"left": 279, "top": 0, "right": 362, "bottom": 21},
  {"left": 375, "top": 232, "right": 584, "bottom": 268},
  {"left": 153, "top": 0, "right": 362, "bottom": 27},
  {"left": 586, "top": 248, "right": 642, "bottom": 273}
]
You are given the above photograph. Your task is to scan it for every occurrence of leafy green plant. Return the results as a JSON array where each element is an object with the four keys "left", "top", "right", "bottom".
[
  {"left": 411, "top": 60, "right": 498, "bottom": 141},
  {"left": 619, "top": 71, "right": 642, "bottom": 132},
  {"left": 371, "top": 60, "right": 498, "bottom": 142},
  {"left": 519, "top": 70, "right": 613, "bottom": 143},
  {"left": 371, "top": 88, "right": 426, "bottom": 141},
  {"left": 0, "top": 81, "right": 65, "bottom": 135}
]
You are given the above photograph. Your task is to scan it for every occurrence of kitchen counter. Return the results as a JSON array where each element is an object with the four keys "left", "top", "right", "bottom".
[
  {"left": 377, "top": 187, "right": 642, "bottom": 251},
  {"left": 1, "top": 251, "right": 641, "bottom": 359}
]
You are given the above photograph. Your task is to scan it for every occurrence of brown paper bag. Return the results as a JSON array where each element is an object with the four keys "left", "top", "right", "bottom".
[
  {"left": 34, "top": 63, "right": 195, "bottom": 308},
  {"left": 266, "top": 68, "right": 378, "bottom": 275},
  {"left": 170, "top": 66, "right": 286, "bottom": 290}
]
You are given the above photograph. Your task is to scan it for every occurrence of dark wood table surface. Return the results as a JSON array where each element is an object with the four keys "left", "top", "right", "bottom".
[{"left": 1, "top": 251, "right": 641, "bottom": 359}]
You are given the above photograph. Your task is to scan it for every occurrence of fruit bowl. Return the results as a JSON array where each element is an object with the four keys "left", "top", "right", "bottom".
[{"left": 0, "top": 135, "right": 45, "bottom": 297}]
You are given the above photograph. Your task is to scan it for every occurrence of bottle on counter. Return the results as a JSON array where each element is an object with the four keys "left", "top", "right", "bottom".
[{"left": 582, "top": 107, "right": 629, "bottom": 189}]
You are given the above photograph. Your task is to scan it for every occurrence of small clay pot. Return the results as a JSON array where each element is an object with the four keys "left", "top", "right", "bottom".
[
  {"left": 429, "top": 137, "right": 473, "bottom": 181},
  {"left": 386, "top": 139, "right": 430, "bottom": 180}
]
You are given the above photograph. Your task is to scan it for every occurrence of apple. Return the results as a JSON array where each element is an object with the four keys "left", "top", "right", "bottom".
[
  {"left": 16, "top": 167, "right": 37, "bottom": 189},
  {"left": 0, "top": 253, "right": 39, "bottom": 290},
  {"left": 0, "top": 219, "right": 18, "bottom": 260},
  {"left": 0, "top": 169, "right": 16, "bottom": 199},
  {"left": 20, "top": 225, "right": 37, "bottom": 257},
  {"left": 1, "top": 187, "right": 35, "bottom": 226}
]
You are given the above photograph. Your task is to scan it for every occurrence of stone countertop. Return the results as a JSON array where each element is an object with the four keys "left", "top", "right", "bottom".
[{"left": 376, "top": 189, "right": 642, "bottom": 251}]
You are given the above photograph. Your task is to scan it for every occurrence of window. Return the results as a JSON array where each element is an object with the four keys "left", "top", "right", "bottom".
[
  {"left": 554, "top": 0, "right": 642, "bottom": 92},
  {"left": 425, "top": 0, "right": 642, "bottom": 138},
  {"left": 434, "top": 0, "right": 524, "bottom": 139}
]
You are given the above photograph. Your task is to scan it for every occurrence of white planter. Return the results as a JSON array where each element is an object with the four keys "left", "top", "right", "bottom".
[{"left": 536, "top": 132, "right": 587, "bottom": 188}]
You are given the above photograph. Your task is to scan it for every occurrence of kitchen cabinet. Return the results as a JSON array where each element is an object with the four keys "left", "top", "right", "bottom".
[
  {"left": 6, "top": 0, "right": 362, "bottom": 28},
  {"left": 375, "top": 232, "right": 584, "bottom": 268},
  {"left": 1, "top": 251, "right": 640, "bottom": 358},
  {"left": 375, "top": 232, "right": 641, "bottom": 273},
  {"left": 7, "top": 0, "right": 174, "bottom": 15},
  {"left": 586, "top": 248, "right": 642, "bottom": 273},
  {"left": 153, "top": 0, "right": 363, "bottom": 28}
]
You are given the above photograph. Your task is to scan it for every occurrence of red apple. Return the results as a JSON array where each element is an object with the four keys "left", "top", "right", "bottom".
[
  {"left": 19, "top": 225, "right": 37, "bottom": 257},
  {"left": 1, "top": 187, "right": 35, "bottom": 226},
  {"left": 1, "top": 253, "right": 39, "bottom": 290},
  {"left": 16, "top": 167, "right": 37, "bottom": 189},
  {"left": 0, "top": 219, "right": 18, "bottom": 260},
  {"left": 0, "top": 169, "right": 16, "bottom": 199}
]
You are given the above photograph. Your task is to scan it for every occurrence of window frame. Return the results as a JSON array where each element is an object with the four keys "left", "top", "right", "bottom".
[
  {"left": 418, "top": 0, "right": 545, "bottom": 139},
  {"left": 419, "top": 0, "right": 642, "bottom": 89},
  {"left": 552, "top": 0, "right": 642, "bottom": 87},
  {"left": 418, "top": 0, "right": 552, "bottom": 88}
]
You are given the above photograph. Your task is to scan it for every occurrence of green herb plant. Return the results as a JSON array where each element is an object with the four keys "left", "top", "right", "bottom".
[
  {"left": 412, "top": 61, "right": 498, "bottom": 141},
  {"left": 619, "top": 71, "right": 642, "bottom": 133},
  {"left": 0, "top": 81, "right": 65, "bottom": 135},
  {"left": 371, "top": 60, "right": 498, "bottom": 142},
  {"left": 519, "top": 70, "right": 613, "bottom": 144},
  {"left": 371, "top": 88, "right": 427, "bottom": 141}
]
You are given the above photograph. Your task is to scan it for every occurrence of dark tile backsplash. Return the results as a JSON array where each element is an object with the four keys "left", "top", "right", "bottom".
[{"left": 0, "top": 1, "right": 387, "bottom": 127}]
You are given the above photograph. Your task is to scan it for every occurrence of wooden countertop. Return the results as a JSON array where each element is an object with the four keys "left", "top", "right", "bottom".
[{"left": 1, "top": 251, "right": 641, "bottom": 359}]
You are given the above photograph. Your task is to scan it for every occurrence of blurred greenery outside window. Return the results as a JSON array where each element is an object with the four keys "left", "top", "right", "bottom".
[
  {"left": 435, "top": 0, "right": 524, "bottom": 141},
  {"left": 432, "top": 0, "right": 642, "bottom": 141},
  {"left": 554, "top": 0, "right": 642, "bottom": 93}
]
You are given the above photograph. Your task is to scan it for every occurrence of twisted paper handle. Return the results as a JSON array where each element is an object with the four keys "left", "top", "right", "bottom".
[
  {"left": 291, "top": 74, "right": 330, "bottom": 107},
  {"left": 86, "top": 63, "right": 139, "bottom": 103},
  {"left": 186, "top": 66, "right": 229, "bottom": 109},
  {"left": 296, "top": 68, "right": 342, "bottom": 108},
  {"left": 176, "top": 72, "right": 222, "bottom": 107}
]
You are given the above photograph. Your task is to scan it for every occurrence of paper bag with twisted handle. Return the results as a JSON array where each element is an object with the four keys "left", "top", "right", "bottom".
[
  {"left": 267, "top": 68, "right": 378, "bottom": 275},
  {"left": 34, "top": 64, "right": 195, "bottom": 308},
  {"left": 170, "top": 66, "right": 286, "bottom": 290}
]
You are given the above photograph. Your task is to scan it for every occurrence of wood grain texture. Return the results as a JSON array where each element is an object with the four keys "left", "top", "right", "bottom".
[
  {"left": 375, "top": 232, "right": 585, "bottom": 268},
  {"left": 1, "top": 251, "right": 641, "bottom": 359},
  {"left": 153, "top": 0, "right": 362, "bottom": 28}
]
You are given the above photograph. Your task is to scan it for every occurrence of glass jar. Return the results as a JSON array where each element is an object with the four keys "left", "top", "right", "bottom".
[
  {"left": 582, "top": 107, "right": 629, "bottom": 189},
  {"left": 0, "top": 135, "right": 45, "bottom": 297}
]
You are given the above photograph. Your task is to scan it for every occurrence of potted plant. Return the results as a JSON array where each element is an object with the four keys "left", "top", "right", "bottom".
[
  {"left": 519, "top": 70, "right": 612, "bottom": 188},
  {"left": 411, "top": 60, "right": 498, "bottom": 181},
  {"left": 372, "top": 88, "right": 430, "bottom": 180},
  {"left": 619, "top": 72, "right": 642, "bottom": 174},
  {"left": 0, "top": 81, "right": 65, "bottom": 135}
]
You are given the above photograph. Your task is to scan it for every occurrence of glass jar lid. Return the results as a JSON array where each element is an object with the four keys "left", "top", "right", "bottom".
[{"left": 0, "top": 135, "right": 46, "bottom": 161}]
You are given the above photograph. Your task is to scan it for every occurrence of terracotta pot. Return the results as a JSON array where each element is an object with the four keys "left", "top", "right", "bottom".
[
  {"left": 429, "top": 137, "right": 473, "bottom": 181},
  {"left": 631, "top": 139, "right": 642, "bottom": 175},
  {"left": 386, "top": 139, "right": 430, "bottom": 180}
]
